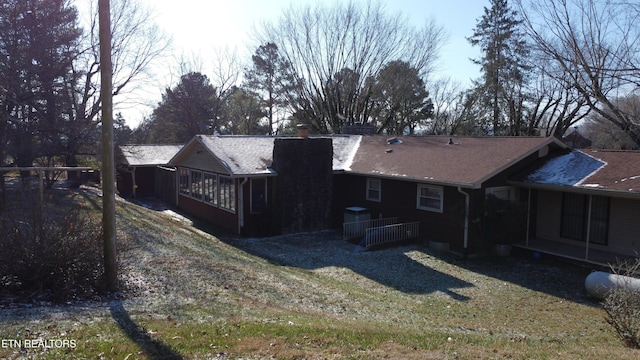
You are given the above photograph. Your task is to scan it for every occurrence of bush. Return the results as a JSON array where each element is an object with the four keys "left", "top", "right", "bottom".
[
  {"left": 0, "top": 192, "right": 104, "bottom": 303},
  {"left": 602, "top": 258, "right": 640, "bottom": 349}
]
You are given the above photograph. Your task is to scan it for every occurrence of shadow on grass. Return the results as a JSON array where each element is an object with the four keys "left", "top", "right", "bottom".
[
  {"left": 219, "top": 230, "right": 475, "bottom": 301},
  {"left": 109, "top": 301, "right": 183, "bottom": 360},
  {"left": 123, "top": 197, "right": 595, "bottom": 306},
  {"left": 220, "top": 229, "right": 599, "bottom": 306}
]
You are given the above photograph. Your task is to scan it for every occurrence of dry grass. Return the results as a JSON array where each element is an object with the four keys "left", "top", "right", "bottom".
[{"left": 0, "top": 188, "right": 637, "bottom": 359}]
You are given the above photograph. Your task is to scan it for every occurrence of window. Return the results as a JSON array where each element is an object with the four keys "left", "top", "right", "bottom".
[
  {"left": 203, "top": 173, "right": 217, "bottom": 205},
  {"left": 589, "top": 196, "right": 610, "bottom": 245},
  {"left": 178, "top": 168, "right": 190, "bottom": 196},
  {"left": 366, "top": 178, "right": 381, "bottom": 202},
  {"left": 485, "top": 186, "right": 519, "bottom": 202},
  {"left": 190, "top": 170, "right": 203, "bottom": 200},
  {"left": 251, "top": 178, "right": 267, "bottom": 213},
  {"left": 561, "top": 193, "right": 609, "bottom": 245},
  {"left": 219, "top": 176, "right": 236, "bottom": 212},
  {"left": 417, "top": 184, "right": 443, "bottom": 213}
]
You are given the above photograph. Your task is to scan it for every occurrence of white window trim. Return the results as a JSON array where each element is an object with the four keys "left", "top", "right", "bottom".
[
  {"left": 218, "top": 175, "right": 236, "bottom": 213},
  {"left": 180, "top": 168, "right": 233, "bottom": 211},
  {"left": 203, "top": 172, "right": 218, "bottom": 207},
  {"left": 417, "top": 184, "right": 443, "bottom": 213},
  {"left": 178, "top": 168, "right": 190, "bottom": 196},
  {"left": 189, "top": 169, "right": 204, "bottom": 201},
  {"left": 366, "top": 178, "right": 381, "bottom": 202}
]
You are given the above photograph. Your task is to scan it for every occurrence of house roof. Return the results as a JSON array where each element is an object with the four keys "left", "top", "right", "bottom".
[
  {"left": 562, "top": 129, "right": 592, "bottom": 149},
  {"left": 118, "top": 144, "right": 184, "bottom": 166},
  {"left": 197, "top": 135, "right": 276, "bottom": 175},
  {"left": 348, "top": 135, "right": 564, "bottom": 188},
  {"left": 511, "top": 149, "right": 640, "bottom": 197},
  {"left": 171, "top": 135, "right": 362, "bottom": 176}
]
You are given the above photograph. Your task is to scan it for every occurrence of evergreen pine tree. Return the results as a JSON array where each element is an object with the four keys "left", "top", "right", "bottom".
[{"left": 467, "top": 0, "right": 530, "bottom": 135}]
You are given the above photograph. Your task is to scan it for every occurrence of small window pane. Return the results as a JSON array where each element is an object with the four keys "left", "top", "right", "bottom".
[
  {"left": 190, "top": 170, "right": 203, "bottom": 200},
  {"left": 219, "top": 176, "right": 236, "bottom": 212},
  {"left": 366, "top": 178, "right": 381, "bottom": 201},
  {"left": 417, "top": 184, "right": 443, "bottom": 212},
  {"left": 179, "top": 168, "right": 190, "bottom": 196},
  {"left": 203, "top": 173, "right": 217, "bottom": 205}
]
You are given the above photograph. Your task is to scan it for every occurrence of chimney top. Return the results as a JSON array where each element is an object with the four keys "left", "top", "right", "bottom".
[{"left": 296, "top": 123, "right": 309, "bottom": 138}]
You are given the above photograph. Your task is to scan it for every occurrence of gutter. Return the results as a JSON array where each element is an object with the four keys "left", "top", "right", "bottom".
[
  {"left": 457, "top": 187, "right": 470, "bottom": 255},
  {"left": 238, "top": 177, "right": 249, "bottom": 234},
  {"left": 508, "top": 180, "right": 640, "bottom": 200}
]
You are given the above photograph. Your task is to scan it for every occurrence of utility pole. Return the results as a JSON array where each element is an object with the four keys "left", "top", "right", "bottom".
[{"left": 99, "top": 0, "right": 117, "bottom": 292}]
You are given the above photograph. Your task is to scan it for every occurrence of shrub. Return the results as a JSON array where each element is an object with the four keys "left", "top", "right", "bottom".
[
  {"left": 0, "top": 191, "right": 104, "bottom": 303},
  {"left": 602, "top": 258, "right": 640, "bottom": 349}
]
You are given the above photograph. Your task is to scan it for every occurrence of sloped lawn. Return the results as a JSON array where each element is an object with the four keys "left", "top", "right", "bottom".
[{"left": 0, "top": 188, "right": 637, "bottom": 359}]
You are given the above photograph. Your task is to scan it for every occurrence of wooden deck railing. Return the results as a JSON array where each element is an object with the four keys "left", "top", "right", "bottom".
[
  {"left": 363, "top": 221, "right": 420, "bottom": 248},
  {"left": 343, "top": 217, "right": 398, "bottom": 241}
]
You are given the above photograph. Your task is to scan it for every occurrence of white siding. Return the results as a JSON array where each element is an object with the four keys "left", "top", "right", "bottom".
[
  {"left": 535, "top": 190, "right": 562, "bottom": 241},
  {"left": 609, "top": 197, "right": 640, "bottom": 255},
  {"left": 536, "top": 190, "right": 640, "bottom": 256},
  {"left": 177, "top": 142, "right": 230, "bottom": 174}
]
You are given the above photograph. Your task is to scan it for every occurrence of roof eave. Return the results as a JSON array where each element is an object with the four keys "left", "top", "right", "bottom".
[
  {"left": 344, "top": 170, "right": 479, "bottom": 189},
  {"left": 508, "top": 180, "right": 640, "bottom": 200},
  {"left": 474, "top": 136, "right": 566, "bottom": 186}
]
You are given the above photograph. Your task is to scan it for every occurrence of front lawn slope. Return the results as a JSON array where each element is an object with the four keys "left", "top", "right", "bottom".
[{"left": 0, "top": 190, "right": 636, "bottom": 359}]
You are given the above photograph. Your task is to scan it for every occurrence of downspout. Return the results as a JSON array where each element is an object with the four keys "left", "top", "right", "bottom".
[
  {"left": 132, "top": 167, "right": 136, "bottom": 198},
  {"left": 238, "top": 177, "right": 248, "bottom": 235},
  {"left": 526, "top": 188, "right": 531, "bottom": 247},
  {"left": 175, "top": 167, "right": 179, "bottom": 206},
  {"left": 457, "top": 187, "right": 470, "bottom": 255},
  {"left": 585, "top": 194, "right": 593, "bottom": 261}
]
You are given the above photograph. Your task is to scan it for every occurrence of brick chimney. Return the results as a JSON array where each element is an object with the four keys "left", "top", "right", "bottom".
[
  {"left": 296, "top": 123, "right": 309, "bottom": 138},
  {"left": 271, "top": 137, "right": 333, "bottom": 233}
]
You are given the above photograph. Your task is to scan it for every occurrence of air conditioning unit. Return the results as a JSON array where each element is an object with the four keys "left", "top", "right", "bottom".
[{"left": 344, "top": 206, "right": 370, "bottom": 223}]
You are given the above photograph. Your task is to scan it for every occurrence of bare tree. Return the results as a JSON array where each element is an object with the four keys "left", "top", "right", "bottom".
[
  {"left": 254, "top": 0, "right": 446, "bottom": 133},
  {"left": 525, "top": 62, "right": 591, "bottom": 137},
  {"left": 428, "top": 77, "right": 465, "bottom": 135},
  {"left": 209, "top": 46, "right": 243, "bottom": 105},
  {"left": 583, "top": 94, "right": 640, "bottom": 149},
  {"left": 518, "top": 0, "right": 640, "bottom": 145},
  {"left": 57, "top": 0, "right": 170, "bottom": 175}
]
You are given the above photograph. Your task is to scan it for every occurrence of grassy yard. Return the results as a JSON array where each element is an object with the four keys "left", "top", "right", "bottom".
[{"left": 0, "top": 189, "right": 637, "bottom": 359}]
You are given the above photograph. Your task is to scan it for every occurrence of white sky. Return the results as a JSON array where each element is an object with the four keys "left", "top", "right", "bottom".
[{"left": 121, "top": 0, "right": 487, "bottom": 127}]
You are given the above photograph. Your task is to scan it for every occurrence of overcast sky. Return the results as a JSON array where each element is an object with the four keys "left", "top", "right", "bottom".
[{"left": 123, "top": 0, "right": 488, "bottom": 126}]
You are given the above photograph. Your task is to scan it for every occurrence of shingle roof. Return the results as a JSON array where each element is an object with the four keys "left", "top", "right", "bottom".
[
  {"left": 516, "top": 150, "right": 606, "bottom": 186},
  {"left": 185, "top": 135, "right": 362, "bottom": 175},
  {"left": 118, "top": 144, "right": 184, "bottom": 166},
  {"left": 348, "top": 135, "right": 562, "bottom": 188},
  {"left": 584, "top": 150, "right": 640, "bottom": 193},
  {"left": 512, "top": 149, "right": 640, "bottom": 196},
  {"left": 197, "top": 136, "right": 276, "bottom": 175}
]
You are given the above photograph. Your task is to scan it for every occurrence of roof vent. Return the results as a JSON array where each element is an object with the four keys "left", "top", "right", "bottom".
[{"left": 386, "top": 137, "right": 402, "bottom": 145}]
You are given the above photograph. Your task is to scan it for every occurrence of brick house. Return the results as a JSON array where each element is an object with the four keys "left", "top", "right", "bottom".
[{"left": 112, "top": 131, "right": 639, "bottom": 264}]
